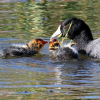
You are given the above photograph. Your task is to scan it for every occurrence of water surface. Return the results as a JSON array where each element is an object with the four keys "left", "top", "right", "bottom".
[{"left": 0, "top": 0, "right": 100, "bottom": 99}]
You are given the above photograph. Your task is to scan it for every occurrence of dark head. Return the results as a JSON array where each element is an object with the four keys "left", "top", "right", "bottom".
[{"left": 51, "top": 17, "right": 93, "bottom": 41}]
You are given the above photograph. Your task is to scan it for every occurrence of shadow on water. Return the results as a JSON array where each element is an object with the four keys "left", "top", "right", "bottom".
[{"left": 0, "top": 0, "right": 100, "bottom": 100}]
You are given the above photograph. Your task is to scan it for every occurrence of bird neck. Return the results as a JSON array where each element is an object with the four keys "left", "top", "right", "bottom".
[{"left": 73, "top": 31, "right": 93, "bottom": 51}]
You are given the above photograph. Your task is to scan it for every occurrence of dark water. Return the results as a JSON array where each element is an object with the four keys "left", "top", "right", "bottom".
[{"left": 0, "top": 0, "right": 100, "bottom": 99}]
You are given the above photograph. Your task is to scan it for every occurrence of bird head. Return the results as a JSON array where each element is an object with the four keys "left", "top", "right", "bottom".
[
  {"left": 28, "top": 39, "right": 48, "bottom": 51},
  {"left": 49, "top": 38, "right": 60, "bottom": 52}
]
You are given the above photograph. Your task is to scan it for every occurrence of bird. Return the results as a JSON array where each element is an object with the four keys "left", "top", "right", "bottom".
[
  {"left": 49, "top": 38, "right": 78, "bottom": 59},
  {"left": 50, "top": 17, "right": 100, "bottom": 58},
  {"left": 2, "top": 38, "right": 47, "bottom": 58}
]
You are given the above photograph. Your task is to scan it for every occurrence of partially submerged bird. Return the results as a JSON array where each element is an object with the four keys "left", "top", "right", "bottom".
[
  {"left": 49, "top": 38, "right": 78, "bottom": 59},
  {"left": 51, "top": 17, "right": 100, "bottom": 58},
  {"left": 2, "top": 39, "right": 47, "bottom": 58}
]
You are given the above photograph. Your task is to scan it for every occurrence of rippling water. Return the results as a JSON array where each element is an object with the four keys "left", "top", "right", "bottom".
[{"left": 0, "top": 0, "right": 100, "bottom": 100}]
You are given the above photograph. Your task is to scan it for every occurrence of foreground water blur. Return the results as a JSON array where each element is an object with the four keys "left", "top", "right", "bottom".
[{"left": 0, "top": 0, "right": 100, "bottom": 99}]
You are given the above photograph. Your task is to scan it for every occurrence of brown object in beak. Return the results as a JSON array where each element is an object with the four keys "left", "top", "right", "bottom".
[{"left": 70, "top": 43, "right": 75, "bottom": 47}]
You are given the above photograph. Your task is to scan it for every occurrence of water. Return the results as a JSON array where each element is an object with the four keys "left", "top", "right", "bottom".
[{"left": 0, "top": 0, "right": 100, "bottom": 99}]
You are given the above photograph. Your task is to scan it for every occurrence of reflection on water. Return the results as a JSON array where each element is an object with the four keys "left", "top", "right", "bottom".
[
  {"left": 0, "top": 0, "right": 100, "bottom": 39},
  {"left": 23, "top": 1, "right": 51, "bottom": 37},
  {"left": 0, "top": 51, "right": 100, "bottom": 99},
  {"left": 0, "top": 0, "right": 100, "bottom": 99}
]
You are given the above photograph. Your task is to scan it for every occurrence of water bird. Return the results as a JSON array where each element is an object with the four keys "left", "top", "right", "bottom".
[
  {"left": 2, "top": 39, "right": 47, "bottom": 58},
  {"left": 49, "top": 38, "right": 78, "bottom": 59},
  {"left": 51, "top": 17, "right": 100, "bottom": 58}
]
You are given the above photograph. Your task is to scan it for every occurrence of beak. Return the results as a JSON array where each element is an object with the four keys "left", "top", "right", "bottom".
[
  {"left": 42, "top": 41, "right": 48, "bottom": 44},
  {"left": 51, "top": 25, "right": 62, "bottom": 38}
]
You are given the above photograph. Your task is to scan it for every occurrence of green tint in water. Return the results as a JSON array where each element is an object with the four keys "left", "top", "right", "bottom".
[
  {"left": 0, "top": 0, "right": 100, "bottom": 39},
  {"left": 0, "top": 0, "right": 100, "bottom": 100}
]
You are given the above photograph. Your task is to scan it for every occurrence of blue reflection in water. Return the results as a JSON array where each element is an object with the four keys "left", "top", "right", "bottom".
[
  {"left": 0, "top": 0, "right": 27, "bottom": 2},
  {"left": 35, "top": 0, "right": 56, "bottom": 1}
]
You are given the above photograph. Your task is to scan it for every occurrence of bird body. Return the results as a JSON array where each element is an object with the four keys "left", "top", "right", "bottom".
[
  {"left": 85, "top": 38, "right": 100, "bottom": 58},
  {"left": 51, "top": 17, "right": 100, "bottom": 58},
  {"left": 2, "top": 39, "right": 47, "bottom": 58},
  {"left": 49, "top": 39, "right": 78, "bottom": 59}
]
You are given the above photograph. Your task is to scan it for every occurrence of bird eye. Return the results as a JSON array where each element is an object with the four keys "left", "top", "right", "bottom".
[{"left": 54, "top": 43, "right": 60, "bottom": 47}]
